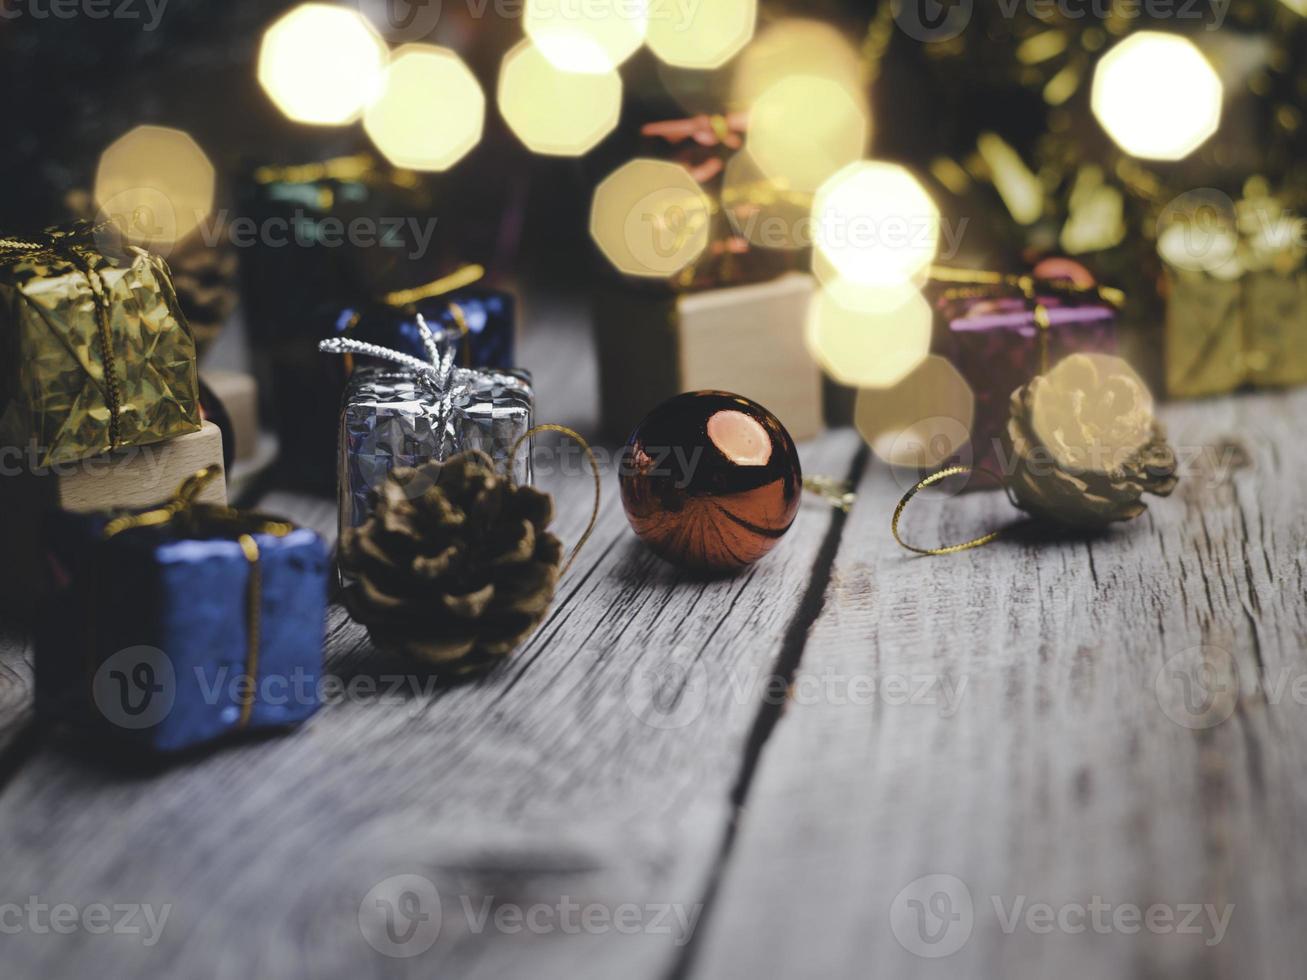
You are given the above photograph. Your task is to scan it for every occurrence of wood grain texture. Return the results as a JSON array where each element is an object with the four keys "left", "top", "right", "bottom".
[
  {"left": 0, "top": 289, "right": 1303, "bottom": 980},
  {"left": 683, "top": 387, "right": 1307, "bottom": 980},
  {"left": 0, "top": 434, "right": 859, "bottom": 980}
]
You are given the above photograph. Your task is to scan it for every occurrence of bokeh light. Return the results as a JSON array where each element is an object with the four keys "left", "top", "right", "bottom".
[
  {"left": 646, "top": 0, "right": 756, "bottom": 70},
  {"left": 1091, "top": 32, "right": 1222, "bottom": 161},
  {"left": 812, "top": 162, "right": 940, "bottom": 287},
  {"left": 1031, "top": 353, "right": 1154, "bottom": 473},
  {"left": 722, "top": 147, "right": 811, "bottom": 250},
  {"left": 365, "top": 45, "right": 485, "bottom": 172},
  {"left": 257, "top": 4, "right": 387, "bottom": 126},
  {"left": 498, "top": 40, "right": 621, "bottom": 156},
  {"left": 746, "top": 76, "right": 870, "bottom": 194},
  {"left": 590, "top": 159, "right": 712, "bottom": 277},
  {"left": 854, "top": 355, "right": 976, "bottom": 469},
  {"left": 525, "top": 0, "right": 647, "bottom": 74},
  {"left": 805, "top": 286, "right": 932, "bottom": 389},
  {"left": 94, "top": 125, "right": 215, "bottom": 250},
  {"left": 731, "top": 18, "right": 864, "bottom": 110},
  {"left": 976, "top": 132, "right": 1041, "bottom": 225}
]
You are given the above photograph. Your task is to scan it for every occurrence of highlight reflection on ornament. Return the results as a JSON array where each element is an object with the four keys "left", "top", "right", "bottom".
[{"left": 620, "top": 391, "right": 802, "bottom": 571}]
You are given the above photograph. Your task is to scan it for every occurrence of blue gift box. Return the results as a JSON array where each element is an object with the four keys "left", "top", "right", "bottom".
[
  {"left": 36, "top": 503, "right": 330, "bottom": 753},
  {"left": 335, "top": 285, "right": 516, "bottom": 373}
]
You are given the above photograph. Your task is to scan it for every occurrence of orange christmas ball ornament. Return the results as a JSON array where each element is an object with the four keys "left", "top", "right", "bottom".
[{"left": 619, "top": 391, "right": 802, "bottom": 571}]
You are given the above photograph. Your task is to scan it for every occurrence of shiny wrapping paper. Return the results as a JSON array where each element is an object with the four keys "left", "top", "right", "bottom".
[
  {"left": 37, "top": 514, "right": 329, "bottom": 753},
  {"left": 339, "top": 367, "right": 534, "bottom": 535},
  {"left": 938, "top": 296, "right": 1118, "bottom": 476},
  {"left": 1164, "top": 265, "right": 1307, "bottom": 398},
  {"left": 0, "top": 228, "right": 201, "bottom": 468}
]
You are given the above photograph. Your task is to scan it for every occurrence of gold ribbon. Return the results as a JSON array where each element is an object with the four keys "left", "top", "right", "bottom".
[
  {"left": 891, "top": 465, "right": 1016, "bottom": 556},
  {"left": 380, "top": 264, "right": 485, "bottom": 308},
  {"left": 929, "top": 265, "right": 1124, "bottom": 374},
  {"left": 102, "top": 465, "right": 296, "bottom": 727},
  {"left": 251, "top": 153, "right": 423, "bottom": 192},
  {"left": 373, "top": 265, "right": 483, "bottom": 368},
  {"left": 506, "top": 425, "right": 601, "bottom": 578},
  {"left": 1, "top": 223, "right": 126, "bottom": 451}
]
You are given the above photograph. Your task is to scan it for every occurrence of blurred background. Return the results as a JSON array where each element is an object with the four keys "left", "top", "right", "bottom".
[{"left": 4, "top": 0, "right": 1304, "bottom": 491}]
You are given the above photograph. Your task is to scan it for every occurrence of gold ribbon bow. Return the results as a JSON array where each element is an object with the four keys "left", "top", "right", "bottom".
[
  {"left": 331, "top": 264, "right": 483, "bottom": 370},
  {"left": 102, "top": 465, "right": 296, "bottom": 728},
  {"left": 930, "top": 265, "right": 1125, "bottom": 374}
]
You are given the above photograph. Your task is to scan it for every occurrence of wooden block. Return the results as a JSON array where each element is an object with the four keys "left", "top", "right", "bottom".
[
  {"left": 201, "top": 369, "right": 260, "bottom": 462},
  {"left": 0, "top": 422, "right": 226, "bottom": 613},
  {"left": 594, "top": 273, "right": 823, "bottom": 442}
]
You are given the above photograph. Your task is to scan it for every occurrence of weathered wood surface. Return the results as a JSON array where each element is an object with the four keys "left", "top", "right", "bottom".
[
  {"left": 685, "top": 386, "right": 1307, "bottom": 980},
  {"left": 0, "top": 305, "right": 1303, "bottom": 980}
]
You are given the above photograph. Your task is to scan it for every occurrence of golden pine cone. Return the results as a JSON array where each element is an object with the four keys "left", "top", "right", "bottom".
[
  {"left": 168, "top": 229, "right": 240, "bottom": 353},
  {"left": 1002, "top": 353, "right": 1179, "bottom": 526},
  {"left": 340, "top": 452, "right": 563, "bottom": 673}
]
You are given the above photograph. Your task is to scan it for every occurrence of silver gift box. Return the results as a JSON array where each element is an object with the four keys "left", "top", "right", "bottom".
[{"left": 338, "top": 367, "right": 534, "bottom": 537}]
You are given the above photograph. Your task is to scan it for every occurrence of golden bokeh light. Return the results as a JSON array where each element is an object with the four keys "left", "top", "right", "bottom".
[
  {"left": 590, "top": 159, "right": 712, "bottom": 277},
  {"left": 731, "top": 18, "right": 864, "bottom": 110},
  {"left": 805, "top": 286, "right": 932, "bottom": 389},
  {"left": 1091, "top": 32, "right": 1222, "bottom": 161},
  {"left": 498, "top": 40, "right": 621, "bottom": 156},
  {"left": 365, "top": 45, "right": 485, "bottom": 172},
  {"left": 94, "top": 125, "right": 215, "bottom": 250},
  {"left": 646, "top": 0, "right": 756, "bottom": 70},
  {"left": 976, "top": 132, "right": 1042, "bottom": 226},
  {"left": 812, "top": 162, "right": 940, "bottom": 287},
  {"left": 722, "top": 147, "right": 810, "bottom": 250},
  {"left": 811, "top": 258, "right": 927, "bottom": 314},
  {"left": 525, "top": 0, "right": 647, "bottom": 74},
  {"left": 854, "top": 355, "right": 976, "bottom": 469},
  {"left": 746, "top": 75, "right": 869, "bottom": 194},
  {"left": 257, "top": 4, "right": 387, "bottom": 126}
]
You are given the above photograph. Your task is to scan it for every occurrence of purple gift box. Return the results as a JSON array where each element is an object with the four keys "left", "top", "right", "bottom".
[{"left": 937, "top": 295, "right": 1118, "bottom": 478}]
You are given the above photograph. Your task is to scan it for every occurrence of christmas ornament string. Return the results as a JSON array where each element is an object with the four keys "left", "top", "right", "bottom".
[
  {"left": 890, "top": 465, "right": 1012, "bottom": 556},
  {"left": 890, "top": 353, "right": 1179, "bottom": 556},
  {"left": 507, "top": 423, "right": 601, "bottom": 578}
]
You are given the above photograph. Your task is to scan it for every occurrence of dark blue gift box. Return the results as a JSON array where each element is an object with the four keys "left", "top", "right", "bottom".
[
  {"left": 334, "top": 285, "right": 517, "bottom": 373},
  {"left": 37, "top": 508, "right": 330, "bottom": 753}
]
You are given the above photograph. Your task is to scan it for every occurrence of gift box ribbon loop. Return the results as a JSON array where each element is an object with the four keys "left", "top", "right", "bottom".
[{"left": 930, "top": 265, "right": 1125, "bottom": 373}]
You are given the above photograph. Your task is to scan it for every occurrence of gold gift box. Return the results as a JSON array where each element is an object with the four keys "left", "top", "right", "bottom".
[
  {"left": 0, "top": 224, "right": 200, "bottom": 467},
  {"left": 1163, "top": 199, "right": 1307, "bottom": 398}
]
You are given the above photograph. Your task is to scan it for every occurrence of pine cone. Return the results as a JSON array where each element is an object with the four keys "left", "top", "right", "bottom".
[
  {"left": 339, "top": 452, "right": 563, "bottom": 673},
  {"left": 167, "top": 225, "right": 240, "bottom": 354},
  {"left": 1003, "top": 353, "right": 1178, "bottom": 526}
]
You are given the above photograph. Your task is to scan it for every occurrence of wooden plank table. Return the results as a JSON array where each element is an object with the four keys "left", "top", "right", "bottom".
[{"left": 0, "top": 308, "right": 1303, "bottom": 979}]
